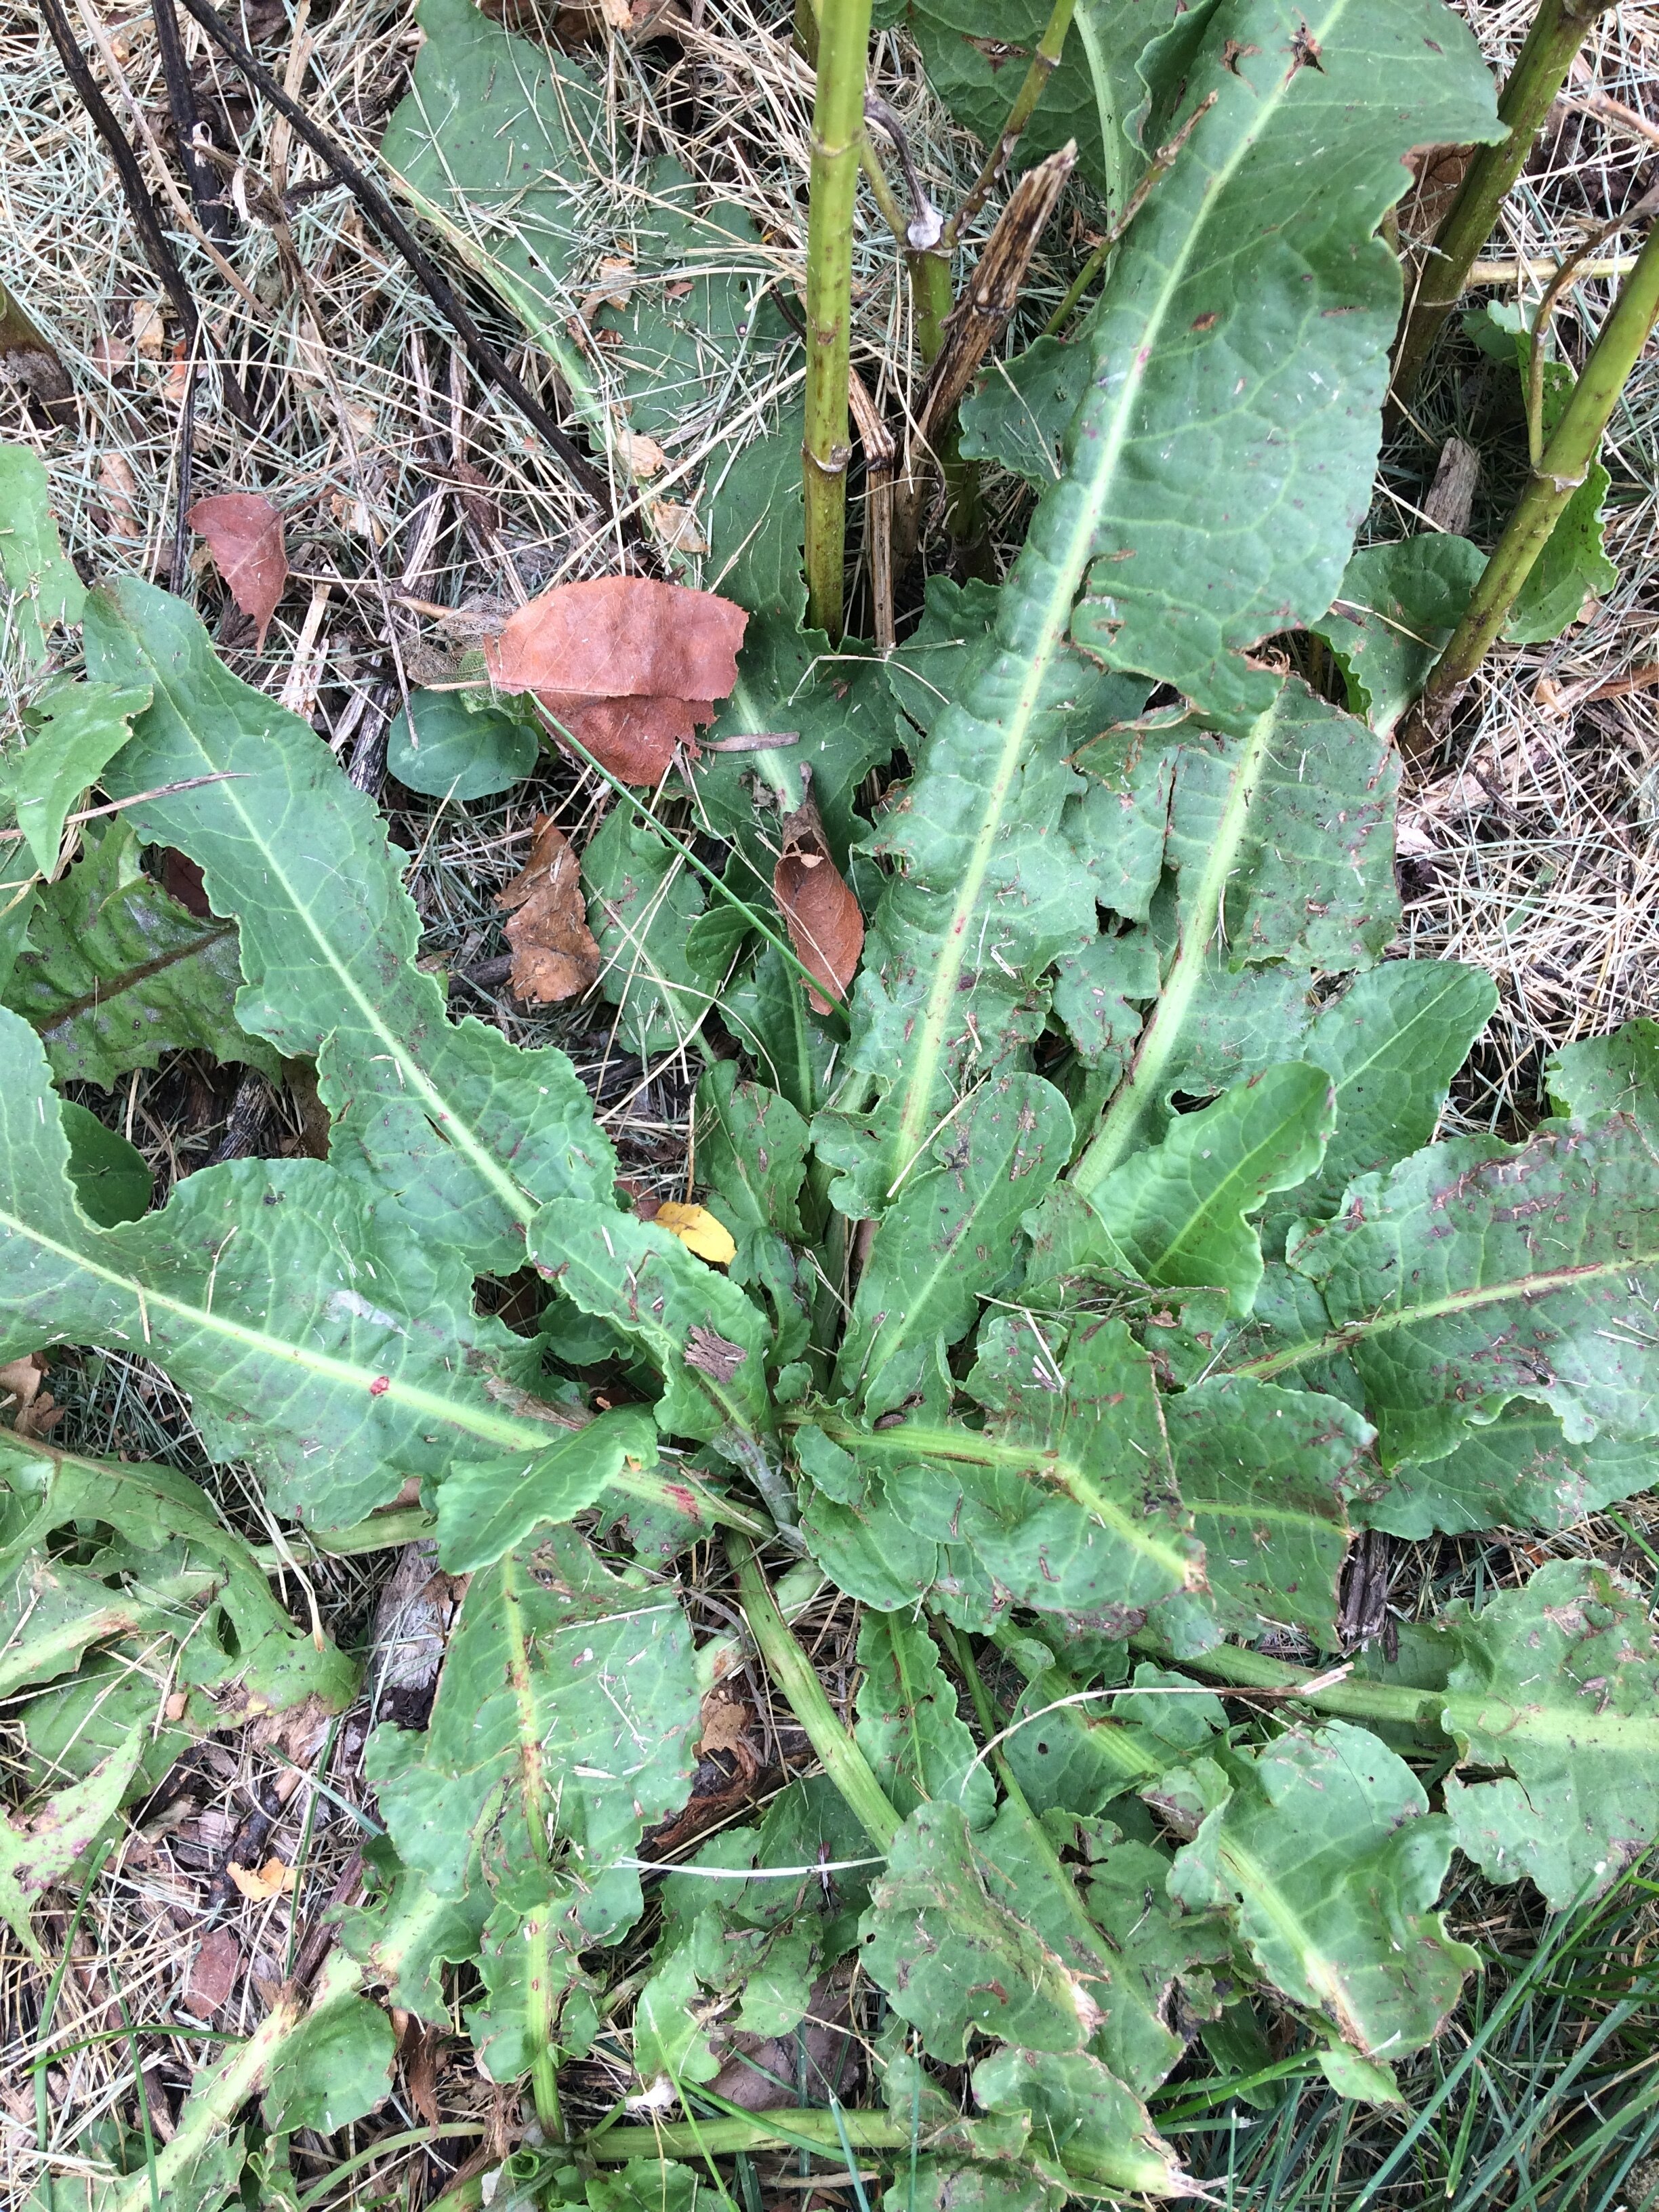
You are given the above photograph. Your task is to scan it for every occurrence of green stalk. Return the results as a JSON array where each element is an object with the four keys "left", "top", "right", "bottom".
[
  {"left": 803, "top": 0, "right": 876, "bottom": 641},
  {"left": 725, "top": 1532, "right": 900, "bottom": 1850},
  {"left": 1126, "top": 1630, "right": 1445, "bottom": 1734},
  {"left": 1392, "top": 0, "right": 1621, "bottom": 403},
  {"left": 1409, "top": 218, "right": 1659, "bottom": 739},
  {"left": 586, "top": 2112, "right": 1008, "bottom": 2162},
  {"left": 1071, "top": 702, "right": 1277, "bottom": 1195},
  {"left": 941, "top": 0, "right": 1078, "bottom": 251}
]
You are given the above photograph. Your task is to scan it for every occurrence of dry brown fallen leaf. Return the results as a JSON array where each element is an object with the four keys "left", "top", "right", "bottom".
[
  {"left": 495, "top": 815, "right": 603, "bottom": 1003},
  {"left": 227, "top": 1855, "right": 295, "bottom": 1902},
  {"left": 185, "top": 1928, "right": 242, "bottom": 2015},
  {"left": 775, "top": 787, "right": 863, "bottom": 1013},
  {"left": 188, "top": 492, "right": 289, "bottom": 649},
  {"left": 485, "top": 575, "right": 747, "bottom": 785},
  {"left": 655, "top": 1200, "right": 737, "bottom": 1266},
  {"left": 0, "top": 1353, "right": 60, "bottom": 1439},
  {"left": 96, "top": 452, "right": 141, "bottom": 540}
]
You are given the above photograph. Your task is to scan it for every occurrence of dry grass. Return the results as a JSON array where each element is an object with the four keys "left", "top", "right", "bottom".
[{"left": 1, "top": 0, "right": 1657, "bottom": 2202}]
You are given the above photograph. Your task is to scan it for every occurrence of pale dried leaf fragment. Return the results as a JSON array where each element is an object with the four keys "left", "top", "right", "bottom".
[
  {"left": 485, "top": 576, "right": 747, "bottom": 784},
  {"left": 655, "top": 1200, "right": 737, "bottom": 1265},
  {"left": 186, "top": 1928, "right": 242, "bottom": 2013},
  {"left": 617, "top": 429, "right": 668, "bottom": 478},
  {"left": 775, "top": 789, "right": 863, "bottom": 1012},
  {"left": 651, "top": 499, "right": 708, "bottom": 554},
  {"left": 684, "top": 1325, "right": 747, "bottom": 1381},
  {"left": 495, "top": 815, "right": 602, "bottom": 1002},
  {"left": 695, "top": 1685, "right": 755, "bottom": 1760},
  {"left": 131, "top": 300, "right": 165, "bottom": 358},
  {"left": 96, "top": 453, "right": 141, "bottom": 539},
  {"left": 0, "top": 1353, "right": 60, "bottom": 1439},
  {"left": 188, "top": 493, "right": 289, "bottom": 649},
  {"left": 228, "top": 1855, "right": 296, "bottom": 1902}
]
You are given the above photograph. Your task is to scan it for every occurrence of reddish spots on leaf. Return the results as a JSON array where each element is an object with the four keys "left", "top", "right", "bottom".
[
  {"left": 1192, "top": 311, "right": 1221, "bottom": 332},
  {"left": 369, "top": 1374, "right": 390, "bottom": 1397},
  {"left": 668, "top": 1483, "right": 701, "bottom": 1519}
]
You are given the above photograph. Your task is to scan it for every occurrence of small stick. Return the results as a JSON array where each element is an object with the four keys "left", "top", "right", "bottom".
[
  {"left": 167, "top": 0, "right": 621, "bottom": 518},
  {"left": 150, "top": 0, "right": 232, "bottom": 243},
  {"left": 1404, "top": 216, "right": 1659, "bottom": 752}
]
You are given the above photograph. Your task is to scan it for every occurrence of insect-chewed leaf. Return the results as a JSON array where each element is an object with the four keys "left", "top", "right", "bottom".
[
  {"left": 839, "top": 1073, "right": 1073, "bottom": 1420},
  {"left": 0, "top": 1729, "right": 142, "bottom": 1958},
  {"left": 855, "top": 1612, "right": 996, "bottom": 1826},
  {"left": 433, "top": 1406, "right": 659, "bottom": 1574},
  {"left": 1435, "top": 1561, "right": 1659, "bottom": 1908},
  {"left": 1548, "top": 1016, "right": 1659, "bottom": 1137},
  {"left": 83, "top": 578, "right": 615, "bottom": 1268},
  {"left": 1279, "top": 1117, "right": 1659, "bottom": 1466},
  {"left": 0, "top": 443, "right": 84, "bottom": 670},
  {"left": 1159, "top": 1378, "right": 1374, "bottom": 1653},
  {"left": 1169, "top": 1721, "right": 1476, "bottom": 2057},
  {"left": 1310, "top": 537, "right": 1486, "bottom": 733},
  {"left": 695, "top": 1063, "right": 809, "bottom": 1240},
  {"left": 529, "top": 1200, "right": 773, "bottom": 1450},
  {"left": 496, "top": 813, "right": 602, "bottom": 1004},
  {"left": 336, "top": 1843, "right": 491, "bottom": 2026},
  {"left": 1087, "top": 1065, "right": 1334, "bottom": 1315},
  {"left": 972, "top": 2046, "right": 1191, "bottom": 2198},
  {"left": 859, "top": 1800, "right": 1101, "bottom": 2063},
  {"left": 1, "top": 820, "right": 279, "bottom": 1088},
  {"left": 0, "top": 678, "right": 150, "bottom": 876},
  {"left": 187, "top": 493, "right": 287, "bottom": 649},
  {"left": 487, "top": 577, "right": 747, "bottom": 784},
  {"left": 1260, "top": 963, "right": 1496, "bottom": 1250},
  {"left": 366, "top": 1528, "right": 699, "bottom": 1898},
  {"left": 1081, "top": 1833, "right": 1233, "bottom": 2095}
]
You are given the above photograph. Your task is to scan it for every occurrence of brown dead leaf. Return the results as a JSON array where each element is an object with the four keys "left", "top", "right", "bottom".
[
  {"left": 227, "top": 1856, "right": 295, "bottom": 1902},
  {"left": 774, "top": 790, "right": 863, "bottom": 1013},
  {"left": 485, "top": 576, "right": 747, "bottom": 785},
  {"left": 131, "top": 300, "right": 165, "bottom": 359},
  {"left": 651, "top": 499, "right": 708, "bottom": 554},
  {"left": 495, "top": 815, "right": 602, "bottom": 1003},
  {"left": 401, "top": 2015, "right": 445, "bottom": 2127},
  {"left": 188, "top": 493, "right": 289, "bottom": 649},
  {"left": 654, "top": 1201, "right": 737, "bottom": 1265},
  {"left": 186, "top": 1928, "right": 241, "bottom": 2014},
  {"left": 617, "top": 428, "right": 668, "bottom": 478},
  {"left": 696, "top": 1686, "right": 754, "bottom": 1762},
  {"left": 96, "top": 452, "right": 141, "bottom": 539},
  {"left": 0, "top": 1353, "right": 60, "bottom": 1439},
  {"left": 684, "top": 1326, "right": 748, "bottom": 1382}
]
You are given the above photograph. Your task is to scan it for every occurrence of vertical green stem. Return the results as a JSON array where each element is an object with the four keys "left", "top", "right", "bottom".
[
  {"left": 804, "top": 0, "right": 876, "bottom": 642},
  {"left": 1392, "top": 0, "right": 1621, "bottom": 403},
  {"left": 943, "top": 0, "right": 1078, "bottom": 249},
  {"left": 726, "top": 1533, "right": 900, "bottom": 1850},
  {"left": 1411, "top": 220, "right": 1659, "bottom": 737}
]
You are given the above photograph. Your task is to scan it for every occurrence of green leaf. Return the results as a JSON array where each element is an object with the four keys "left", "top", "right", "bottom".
[
  {"left": 264, "top": 1967, "right": 396, "bottom": 2134},
  {"left": 695, "top": 1062, "right": 809, "bottom": 1238},
  {"left": 0, "top": 1005, "right": 623, "bottom": 1528},
  {"left": 1362, "top": 1404, "right": 1655, "bottom": 1541},
  {"left": 705, "top": 414, "right": 806, "bottom": 625},
  {"left": 582, "top": 804, "right": 710, "bottom": 1055},
  {"left": 432, "top": 1406, "right": 659, "bottom": 1573},
  {"left": 838, "top": 1071, "right": 1073, "bottom": 1417},
  {"left": 960, "top": 336, "right": 1087, "bottom": 490},
  {"left": 632, "top": 1940, "right": 722, "bottom": 2087},
  {"left": 387, "top": 688, "right": 540, "bottom": 801},
  {"left": 60, "top": 1103, "right": 152, "bottom": 1227},
  {"left": 1088, "top": 1064, "right": 1334, "bottom": 1314},
  {"left": 881, "top": 2159, "right": 1059, "bottom": 2212},
  {"left": 335, "top": 1843, "right": 491, "bottom": 2024},
  {"left": 468, "top": 1886, "right": 605, "bottom": 2083},
  {"left": 1310, "top": 537, "right": 1486, "bottom": 733},
  {"left": 529, "top": 1201, "right": 774, "bottom": 1451},
  {"left": 1437, "top": 1560, "right": 1659, "bottom": 1908},
  {"left": 1262, "top": 962, "right": 1496, "bottom": 1247},
  {"left": 1168, "top": 1721, "right": 1477, "bottom": 2056},
  {"left": 859, "top": 1800, "right": 1100, "bottom": 2062},
  {"left": 840, "top": 1313, "right": 1204, "bottom": 1629},
  {"left": 380, "top": 0, "right": 603, "bottom": 416},
  {"left": 0, "top": 1439, "right": 357, "bottom": 1721},
  {"left": 972, "top": 2045, "right": 1189, "bottom": 2197},
  {"left": 1, "top": 819, "right": 279, "bottom": 1088},
  {"left": 1547, "top": 1015, "right": 1659, "bottom": 1136},
  {"left": 1507, "top": 362, "right": 1616, "bottom": 643},
  {"left": 0, "top": 1730, "right": 141, "bottom": 1957},
  {"left": 0, "top": 680, "right": 150, "bottom": 875},
  {"left": 83, "top": 578, "right": 615, "bottom": 1269},
  {"left": 367, "top": 1528, "right": 699, "bottom": 1901},
  {"left": 0, "top": 443, "right": 83, "bottom": 670},
  {"left": 1278, "top": 1117, "right": 1659, "bottom": 1466},
  {"left": 1080, "top": 1829, "right": 1231, "bottom": 2093},
  {"left": 855, "top": 1611, "right": 996, "bottom": 1825}
]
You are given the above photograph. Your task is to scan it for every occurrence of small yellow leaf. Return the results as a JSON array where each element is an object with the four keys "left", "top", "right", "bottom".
[
  {"left": 655, "top": 1202, "right": 737, "bottom": 1266},
  {"left": 228, "top": 1856, "right": 295, "bottom": 1902}
]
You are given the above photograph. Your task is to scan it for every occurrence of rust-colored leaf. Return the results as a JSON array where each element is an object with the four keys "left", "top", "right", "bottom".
[
  {"left": 495, "top": 815, "right": 602, "bottom": 1003},
  {"left": 774, "top": 790, "right": 863, "bottom": 1013},
  {"left": 485, "top": 576, "right": 747, "bottom": 785},
  {"left": 186, "top": 1928, "right": 242, "bottom": 2014},
  {"left": 188, "top": 492, "right": 289, "bottom": 649}
]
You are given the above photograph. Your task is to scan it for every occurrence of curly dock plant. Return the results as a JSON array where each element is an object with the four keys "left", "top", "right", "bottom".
[{"left": 4, "top": 0, "right": 1659, "bottom": 2200}]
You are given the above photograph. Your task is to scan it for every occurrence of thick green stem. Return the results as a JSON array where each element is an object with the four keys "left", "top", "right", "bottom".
[
  {"left": 1393, "top": 0, "right": 1621, "bottom": 403},
  {"left": 1410, "top": 220, "right": 1659, "bottom": 738},
  {"left": 726, "top": 1532, "right": 901, "bottom": 1850},
  {"left": 1127, "top": 1630, "right": 1446, "bottom": 1735},
  {"left": 1071, "top": 703, "right": 1277, "bottom": 1195},
  {"left": 586, "top": 2112, "right": 1009, "bottom": 2162},
  {"left": 803, "top": 0, "right": 876, "bottom": 641}
]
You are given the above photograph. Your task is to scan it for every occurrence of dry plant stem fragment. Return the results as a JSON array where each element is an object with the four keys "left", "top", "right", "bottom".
[
  {"left": 1392, "top": 0, "right": 1622, "bottom": 402},
  {"left": 802, "top": 0, "right": 876, "bottom": 639}
]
